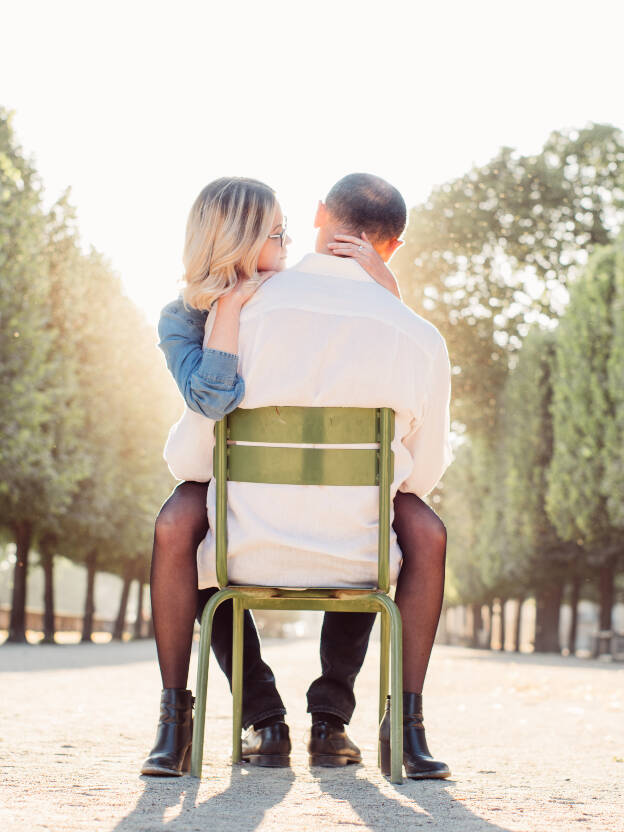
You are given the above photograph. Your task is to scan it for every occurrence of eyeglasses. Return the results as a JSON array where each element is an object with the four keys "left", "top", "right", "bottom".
[{"left": 268, "top": 217, "right": 288, "bottom": 247}]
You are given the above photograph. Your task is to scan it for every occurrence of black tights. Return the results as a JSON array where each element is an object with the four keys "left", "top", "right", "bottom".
[
  {"left": 393, "top": 491, "right": 447, "bottom": 692},
  {"left": 150, "top": 481, "right": 208, "bottom": 688},
  {"left": 150, "top": 482, "right": 447, "bottom": 696}
]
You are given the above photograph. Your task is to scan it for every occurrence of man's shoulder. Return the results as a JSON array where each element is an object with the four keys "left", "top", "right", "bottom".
[
  {"left": 250, "top": 263, "right": 446, "bottom": 351},
  {"left": 393, "top": 302, "right": 446, "bottom": 350}
]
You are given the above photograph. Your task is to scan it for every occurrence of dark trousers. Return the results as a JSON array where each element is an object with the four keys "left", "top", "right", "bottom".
[{"left": 197, "top": 589, "right": 376, "bottom": 730}]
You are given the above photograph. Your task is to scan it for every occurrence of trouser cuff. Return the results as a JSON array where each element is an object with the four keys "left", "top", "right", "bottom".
[
  {"left": 306, "top": 703, "right": 352, "bottom": 725},
  {"left": 242, "top": 706, "right": 287, "bottom": 731}
]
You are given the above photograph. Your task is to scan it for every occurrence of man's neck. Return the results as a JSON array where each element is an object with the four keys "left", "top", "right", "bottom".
[{"left": 315, "top": 225, "right": 360, "bottom": 257}]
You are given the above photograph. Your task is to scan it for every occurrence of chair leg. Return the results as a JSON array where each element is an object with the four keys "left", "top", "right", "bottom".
[
  {"left": 191, "top": 589, "right": 234, "bottom": 778},
  {"left": 377, "top": 595, "right": 403, "bottom": 784},
  {"left": 231, "top": 597, "right": 244, "bottom": 763},
  {"left": 378, "top": 609, "right": 390, "bottom": 767},
  {"left": 379, "top": 609, "right": 390, "bottom": 722}
]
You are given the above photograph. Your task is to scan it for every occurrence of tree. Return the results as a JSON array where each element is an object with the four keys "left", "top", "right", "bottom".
[
  {"left": 393, "top": 124, "right": 624, "bottom": 434},
  {"left": 501, "top": 327, "right": 583, "bottom": 652},
  {"left": 0, "top": 109, "right": 73, "bottom": 642},
  {"left": 547, "top": 244, "right": 623, "bottom": 638}
]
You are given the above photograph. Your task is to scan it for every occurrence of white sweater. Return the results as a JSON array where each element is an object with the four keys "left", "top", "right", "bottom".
[{"left": 165, "top": 253, "right": 452, "bottom": 589}]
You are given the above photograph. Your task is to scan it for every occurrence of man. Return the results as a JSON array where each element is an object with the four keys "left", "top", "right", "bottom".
[{"left": 160, "top": 173, "right": 452, "bottom": 779}]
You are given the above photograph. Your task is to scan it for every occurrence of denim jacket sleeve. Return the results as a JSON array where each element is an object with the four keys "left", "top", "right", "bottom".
[{"left": 158, "top": 297, "right": 245, "bottom": 419}]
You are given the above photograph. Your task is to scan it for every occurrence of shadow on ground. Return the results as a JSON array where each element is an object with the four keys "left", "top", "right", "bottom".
[
  {"left": 113, "top": 766, "right": 516, "bottom": 832},
  {"left": 113, "top": 767, "right": 295, "bottom": 832},
  {"left": 312, "top": 766, "right": 515, "bottom": 832}
]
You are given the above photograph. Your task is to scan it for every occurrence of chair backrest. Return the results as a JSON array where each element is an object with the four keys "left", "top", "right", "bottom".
[{"left": 213, "top": 406, "right": 395, "bottom": 591}]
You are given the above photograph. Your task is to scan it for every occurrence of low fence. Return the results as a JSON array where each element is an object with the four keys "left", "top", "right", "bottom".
[
  {"left": 0, "top": 606, "right": 147, "bottom": 636},
  {"left": 438, "top": 600, "right": 624, "bottom": 659}
]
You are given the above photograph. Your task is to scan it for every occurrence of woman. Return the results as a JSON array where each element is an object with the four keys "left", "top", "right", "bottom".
[{"left": 143, "top": 177, "right": 448, "bottom": 779}]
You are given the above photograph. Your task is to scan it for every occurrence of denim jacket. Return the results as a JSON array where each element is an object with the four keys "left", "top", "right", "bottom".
[{"left": 158, "top": 298, "right": 245, "bottom": 419}]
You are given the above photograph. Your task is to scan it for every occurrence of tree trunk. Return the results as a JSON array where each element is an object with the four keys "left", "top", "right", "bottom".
[
  {"left": 499, "top": 599, "right": 507, "bottom": 651},
  {"left": 513, "top": 597, "right": 524, "bottom": 653},
  {"left": 593, "top": 556, "right": 616, "bottom": 657},
  {"left": 81, "top": 551, "right": 97, "bottom": 643},
  {"left": 40, "top": 543, "right": 56, "bottom": 644},
  {"left": 534, "top": 582, "right": 563, "bottom": 653},
  {"left": 113, "top": 567, "right": 133, "bottom": 641},
  {"left": 8, "top": 521, "right": 33, "bottom": 643},
  {"left": 133, "top": 581, "right": 144, "bottom": 639},
  {"left": 598, "top": 556, "right": 615, "bottom": 632},
  {"left": 469, "top": 603, "right": 482, "bottom": 648},
  {"left": 567, "top": 575, "right": 581, "bottom": 656},
  {"left": 485, "top": 600, "right": 494, "bottom": 649}
]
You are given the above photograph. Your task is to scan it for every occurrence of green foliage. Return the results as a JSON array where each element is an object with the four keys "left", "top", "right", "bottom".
[
  {"left": 0, "top": 109, "right": 60, "bottom": 524},
  {"left": 443, "top": 439, "right": 493, "bottom": 606},
  {"left": 502, "top": 328, "right": 580, "bottom": 589},
  {"left": 0, "top": 106, "right": 180, "bottom": 622},
  {"left": 604, "top": 242, "right": 624, "bottom": 528},
  {"left": 393, "top": 123, "right": 624, "bottom": 434},
  {"left": 546, "top": 245, "right": 619, "bottom": 557}
]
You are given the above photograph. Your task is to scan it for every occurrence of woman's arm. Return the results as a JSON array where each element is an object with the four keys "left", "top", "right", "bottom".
[
  {"left": 158, "top": 273, "right": 276, "bottom": 419},
  {"left": 158, "top": 298, "right": 245, "bottom": 419}
]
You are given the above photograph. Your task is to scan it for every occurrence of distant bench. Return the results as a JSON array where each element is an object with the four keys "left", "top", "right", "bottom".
[
  {"left": 592, "top": 630, "right": 624, "bottom": 660},
  {"left": 0, "top": 606, "right": 115, "bottom": 634}
]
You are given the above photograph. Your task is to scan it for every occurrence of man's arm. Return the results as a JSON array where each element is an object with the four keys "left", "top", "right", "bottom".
[
  {"left": 399, "top": 338, "right": 453, "bottom": 497},
  {"left": 158, "top": 298, "right": 245, "bottom": 418}
]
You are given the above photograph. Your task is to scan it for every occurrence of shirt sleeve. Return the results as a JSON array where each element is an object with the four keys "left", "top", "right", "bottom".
[
  {"left": 399, "top": 338, "right": 453, "bottom": 497},
  {"left": 163, "top": 407, "right": 215, "bottom": 483},
  {"left": 158, "top": 298, "right": 246, "bottom": 418}
]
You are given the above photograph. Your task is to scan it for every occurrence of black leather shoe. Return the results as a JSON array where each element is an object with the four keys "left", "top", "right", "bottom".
[
  {"left": 308, "top": 720, "right": 362, "bottom": 767},
  {"left": 241, "top": 721, "right": 291, "bottom": 767},
  {"left": 379, "top": 693, "right": 450, "bottom": 780},
  {"left": 141, "top": 689, "right": 194, "bottom": 776}
]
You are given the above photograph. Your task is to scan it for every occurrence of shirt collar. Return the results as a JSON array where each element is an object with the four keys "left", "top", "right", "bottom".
[{"left": 292, "top": 252, "right": 375, "bottom": 284}]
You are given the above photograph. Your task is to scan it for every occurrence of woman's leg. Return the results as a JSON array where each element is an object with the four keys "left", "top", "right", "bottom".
[
  {"left": 381, "top": 491, "right": 450, "bottom": 779},
  {"left": 150, "top": 481, "right": 208, "bottom": 689},
  {"left": 392, "top": 491, "right": 447, "bottom": 693},
  {"left": 150, "top": 480, "right": 287, "bottom": 726}
]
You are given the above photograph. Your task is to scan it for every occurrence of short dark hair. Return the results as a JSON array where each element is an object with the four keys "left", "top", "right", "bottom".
[{"left": 325, "top": 173, "right": 407, "bottom": 242}]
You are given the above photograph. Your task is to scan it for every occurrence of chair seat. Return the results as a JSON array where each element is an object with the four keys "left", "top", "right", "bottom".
[{"left": 223, "top": 585, "right": 382, "bottom": 599}]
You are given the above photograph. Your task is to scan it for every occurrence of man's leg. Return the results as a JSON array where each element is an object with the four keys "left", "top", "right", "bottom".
[
  {"left": 306, "top": 491, "right": 446, "bottom": 722},
  {"left": 305, "top": 491, "right": 448, "bottom": 771},
  {"left": 196, "top": 588, "right": 286, "bottom": 729},
  {"left": 306, "top": 611, "right": 376, "bottom": 725}
]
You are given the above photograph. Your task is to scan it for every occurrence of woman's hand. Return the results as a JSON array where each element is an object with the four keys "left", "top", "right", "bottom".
[
  {"left": 221, "top": 271, "right": 277, "bottom": 309},
  {"left": 327, "top": 232, "right": 402, "bottom": 300},
  {"left": 205, "top": 271, "right": 277, "bottom": 354}
]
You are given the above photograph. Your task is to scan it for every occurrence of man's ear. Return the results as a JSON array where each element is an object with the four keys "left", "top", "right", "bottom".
[
  {"left": 386, "top": 238, "right": 404, "bottom": 260},
  {"left": 378, "top": 237, "right": 404, "bottom": 262},
  {"left": 314, "top": 201, "right": 329, "bottom": 229}
]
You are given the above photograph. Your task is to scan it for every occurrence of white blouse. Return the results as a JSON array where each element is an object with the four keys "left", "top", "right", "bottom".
[{"left": 165, "top": 253, "right": 452, "bottom": 589}]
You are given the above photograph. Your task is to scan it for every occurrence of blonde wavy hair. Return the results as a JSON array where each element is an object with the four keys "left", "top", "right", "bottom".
[{"left": 181, "top": 177, "right": 278, "bottom": 310}]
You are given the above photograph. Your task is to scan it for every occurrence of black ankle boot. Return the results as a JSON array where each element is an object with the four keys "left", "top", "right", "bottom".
[
  {"left": 141, "top": 689, "right": 194, "bottom": 776},
  {"left": 379, "top": 693, "right": 450, "bottom": 780}
]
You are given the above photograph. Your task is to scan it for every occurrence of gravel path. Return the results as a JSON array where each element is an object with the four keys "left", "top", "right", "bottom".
[{"left": 1, "top": 635, "right": 623, "bottom": 831}]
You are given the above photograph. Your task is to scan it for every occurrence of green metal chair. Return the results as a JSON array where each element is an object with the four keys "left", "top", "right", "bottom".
[{"left": 190, "top": 405, "right": 404, "bottom": 783}]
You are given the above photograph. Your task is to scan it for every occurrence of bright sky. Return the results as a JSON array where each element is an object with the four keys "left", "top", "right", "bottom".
[{"left": 2, "top": 0, "right": 623, "bottom": 323}]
